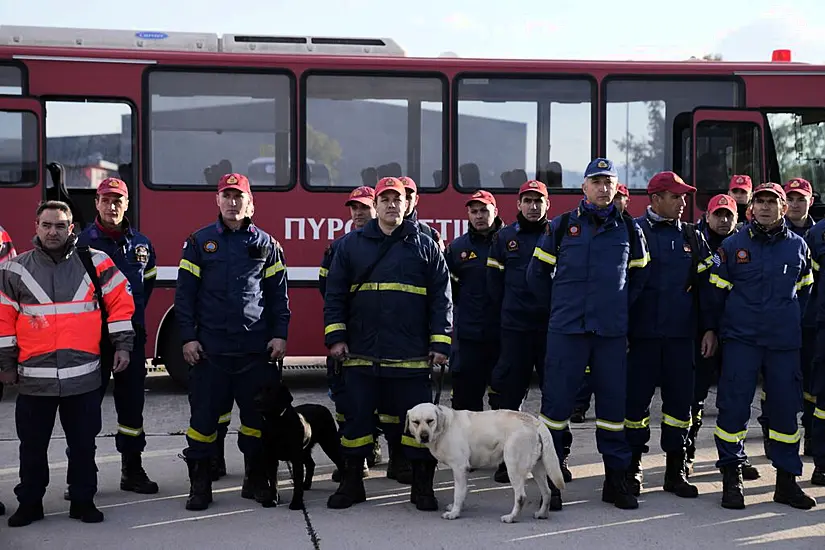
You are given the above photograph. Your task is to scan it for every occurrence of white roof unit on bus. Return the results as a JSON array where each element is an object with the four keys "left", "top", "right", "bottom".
[
  {"left": 219, "top": 35, "right": 405, "bottom": 56},
  {"left": 0, "top": 25, "right": 219, "bottom": 52}
]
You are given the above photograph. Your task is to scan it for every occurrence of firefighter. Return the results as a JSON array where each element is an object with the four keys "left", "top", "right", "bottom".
[
  {"left": 527, "top": 158, "right": 650, "bottom": 511},
  {"left": 805, "top": 211, "right": 825, "bottom": 486},
  {"left": 319, "top": 186, "right": 381, "bottom": 483},
  {"left": 446, "top": 190, "right": 504, "bottom": 412},
  {"left": 624, "top": 172, "right": 717, "bottom": 499},
  {"left": 487, "top": 180, "right": 555, "bottom": 483},
  {"left": 686, "top": 194, "right": 761, "bottom": 481},
  {"left": 728, "top": 175, "right": 753, "bottom": 221},
  {"left": 0, "top": 224, "right": 15, "bottom": 263},
  {"left": 709, "top": 182, "right": 816, "bottom": 510},
  {"left": 176, "top": 173, "right": 290, "bottom": 511},
  {"left": 323, "top": 176, "right": 451, "bottom": 511},
  {"left": 69, "top": 178, "right": 159, "bottom": 497},
  {"left": 1, "top": 201, "right": 136, "bottom": 527},
  {"left": 400, "top": 176, "right": 445, "bottom": 251},
  {"left": 571, "top": 184, "right": 630, "bottom": 424}
]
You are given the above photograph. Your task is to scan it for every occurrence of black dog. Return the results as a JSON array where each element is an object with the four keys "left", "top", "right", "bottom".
[{"left": 253, "top": 382, "right": 344, "bottom": 510}]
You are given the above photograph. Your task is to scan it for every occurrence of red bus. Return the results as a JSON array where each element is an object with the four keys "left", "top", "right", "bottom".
[{"left": 1, "top": 26, "right": 823, "bottom": 386}]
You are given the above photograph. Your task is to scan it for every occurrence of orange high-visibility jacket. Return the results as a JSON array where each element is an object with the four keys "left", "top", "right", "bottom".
[
  {"left": 0, "top": 236, "right": 135, "bottom": 396},
  {"left": 0, "top": 225, "right": 15, "bottom": 264}
]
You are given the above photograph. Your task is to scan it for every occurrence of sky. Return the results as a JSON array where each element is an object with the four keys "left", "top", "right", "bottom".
[{"left": 1, "top": 0, "right": 824, "bottom": 188}]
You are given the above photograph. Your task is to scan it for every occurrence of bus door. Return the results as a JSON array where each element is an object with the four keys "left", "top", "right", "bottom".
[{"left": 0, "top": 97, "right": 44, "bottom": 244}]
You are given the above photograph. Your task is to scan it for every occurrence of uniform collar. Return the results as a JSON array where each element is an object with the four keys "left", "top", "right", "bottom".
[
  {"left": 362, "top": 218, "right": 417, "bottom": 240},
  {"left": 92, "top": 216, "right": 134, "bottom": 241},
  {"left": 32, "top": 232, "right": 77, "bottom": 262},
  {"left": 645, "top": 206, "right": 682, "bottom": 230},
  {"left": 747, "top": 219, "right": 789, "bottom": 242},
  {"left": 469, "top": 216, "right": 504, "bottom": 242},
  {"left": 215, "top": 215, "right": 255, "bottom": 234}
]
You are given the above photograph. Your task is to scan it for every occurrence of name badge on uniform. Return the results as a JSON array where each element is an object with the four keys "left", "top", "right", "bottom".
[
  {"left": 507, "top": 239, "right": 519, "bottom": 252},
  {"left": 134, "top": 244, "right": 149, "bottom": 263},
  {"left": 735, "top": 249, "right": 750, "bottom": 264}
]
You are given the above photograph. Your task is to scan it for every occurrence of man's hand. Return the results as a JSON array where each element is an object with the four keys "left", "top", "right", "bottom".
[
  {"left": 0, "top": 369, "right": 18, "bottom": 384},
  {"left": 183, "top": 341, "right": 204, "bottom": 366},
  {"left": 329, "top": 342, "right": 349, "bottom": 360},
  {"left": 429, "top": 351, "right": 448, "bottom": 366},
  {"left": 113, "top": 350, "right": 130, "bottom": 373},
  {"left": 700, "top": 330, "right": 718, "bottom": 358},
  {"left": 267, "top": 338, "right": 287, "bottom": 361}
]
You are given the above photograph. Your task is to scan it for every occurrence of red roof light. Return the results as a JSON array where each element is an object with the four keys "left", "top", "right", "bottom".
[{"left": 772, "top": 49, "right": 792, "bottom": 62}]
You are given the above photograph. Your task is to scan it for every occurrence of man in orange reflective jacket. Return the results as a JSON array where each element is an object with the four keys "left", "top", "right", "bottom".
[{"left": 0, "top": 201, "right": 136, "bottom": 528}]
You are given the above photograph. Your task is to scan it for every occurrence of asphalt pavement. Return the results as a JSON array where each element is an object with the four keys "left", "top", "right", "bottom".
[{"left": 0, "top": 369, "right": 823, "bottom": 549}]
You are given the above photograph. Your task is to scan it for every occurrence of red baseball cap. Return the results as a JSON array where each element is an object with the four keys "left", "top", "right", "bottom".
[
  {"left": 753, "top": 182, "right": 786, "bottom": 201},
  {"left": 647, "top": 171, "right": 696, "bottom": 195},
  {"left": 97, "top": 177, "right": 129, "bottom": 198},
  {"left": 729, "top": 175, "right": 752, "bottom": 192},
  {"left": 465, "top": 189, "right": 496, "bottom": 207},
  {"left": 519, "top": 180, "right": 548, "bottom": 198},
  {"left": 707, "top": 194, "right": 737, "bottom": 215},
  {"left": 375, "top": 177, "right": 405, "bottom": 197},
  {"left": 617, "top": 184, "right": 629, "bottom": 197},
  {"left": 345, "top": 185, "right": 375, "bottom": 207},
  {"left": 784, "top": 177, "right": 812, "bottom": 198},
  {"left": 218, "top": 173, "right": 251, "bottom": 195},
  {"left": 399, "top": 176, "right": 417, "bottom": 193}
]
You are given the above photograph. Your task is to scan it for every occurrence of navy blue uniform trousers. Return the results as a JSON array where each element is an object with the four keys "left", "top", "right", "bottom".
[
  {"left": 574, "top": 367, "right": 593, "bottom": 412},
  {"left": 715, "top": 340, "right": 803, "bottom": 475},
  {"left": 99, "top": 328, "right": 148, "bottom": 453},
  {"left": 185, "top": 353, "right": 279, "bottom": 460},
  {"left": 689, "top": 337, "right": 721, "bottom": 447},
  {"left": 451, "top": 338, "right": 500, "bottom": 412},
  {"left": 625, "top": 338, "right": 695, "bottom": 453},
  {"left": 16, "top": 390, "right": 102, "bottom": 504},
  {"left": 339, "top": 367, "right": 433, "bottom": 461},
  {"left": 540, "top": 333, "right": 631, "bottom": 470},
  {"left": 490, "top": 328, "right": 545, "bottom": 411},
  {"left": 809, "top": 328, "right": 825, "bottom": 469}
]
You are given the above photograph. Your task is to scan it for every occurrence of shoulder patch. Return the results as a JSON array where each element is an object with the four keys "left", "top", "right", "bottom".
[
  {"left": 507, "top": 239, "right": 519, "bottom": 252},
  {"left": 203, "top": 240, "right": 218, "bottom": 253},
  {"left": 735, "top": 248, "right": 750, "bottom": 264},
  {"left": 134, "top": 244, "right": 150, "bottom": 263}
]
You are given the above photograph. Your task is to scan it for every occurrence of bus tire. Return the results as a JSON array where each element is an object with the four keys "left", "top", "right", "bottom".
[{"left": 160, "top": 319, "right": 190, "bottom": 390}]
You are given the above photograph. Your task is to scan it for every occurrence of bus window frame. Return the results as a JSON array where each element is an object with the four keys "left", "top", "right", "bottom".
[
  {"left": 141, "top": 65, "right": 298, "bottom": 192},
  {"left": 299, "top": 68, "right": 450, "bottom": 195},
  {"left": 451, "top": 71, "right": 599, "bottom": 195},
  {"left": 0, "top": 98, "right": 43, "bottom": 190},
  {"left": 760, "top": 106, "right": 825, "bottom": 187},
  {"left": 599, "top": 73, "right": 747, "bottom": 196},
  {"left": 0, "top": 62, "right": 28, "bottom": 95}
]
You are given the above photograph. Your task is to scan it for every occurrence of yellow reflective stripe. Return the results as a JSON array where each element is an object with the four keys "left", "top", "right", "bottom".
[
  {"left": 709, "top": 273, "right": 733, "bottom": 290},
  {"left": 585, "top": 365, "right": 591, "bottom": 374},
  {"left": 760, "top": 390, "right": 767, "bottom": 401},
  {"left": 540, "top": 414, "right": 568, "bottom": 431},
  {"left": 662, "top": 414, "right": 691, "bottom": 429},
  {"left": 186, "top": 427, "right": 217, "bottom": 443},
  {"left": 450, "top": 273, "right": 460, "bottom": 283},
  {"left": 325, "top": 323, "right": 346, "bottom": 335},
  {"left": 596, "top": 419, "right": 625, "bottom": 432},
  {"left": 342, "top": 358, "right": 430, "bottom": 369},
  {"left": 486, "top": 257, "right": 504, "bottom": 271},
  {"left": 812, "top": 259, "right": 820, "bottom": 272},
  {"left": 532, "top": 247, "right": 557, "bottom": 265},
  {"left": 714, "top": 426, "right": 747, "bottom": 443},
  {"left": 218, "top": 412, "right": 232, "bottom": 424},
  {"left": 814, "top": 408, "right": 825, "bottom": 420},
  {"left": 239, "top": 425, "right": 262, "bottom": 439},
  {"left": 769, "top": 428, "right": 801, "bottom": 444},
  {"left": 796, "top": 271, "right": 814, "bottom": 290},
  {"left": 430, "top": 334, "right": 452, "bottom": 345},
  {"left": 628, "top": 252, "right": 651, "bottom": 269},
  {"left": 335, "top": 412, "right": 346, "bottom": 422},
  {"left": 179, "top": 259, "right": 201, "bottom": 278},
  {"left": 487, "top": 386, "right": 498, "bottom": 395},
  {"left": 401, "top": 434, "right": 428, "bottom": 448},
  {"left": 341, "top": 434, "right": 374, "bottom": 448},
  {"left": 144, "top": 266, "right": 158, "bottom": 279},
  {"left": 378, "top": 414, "right": 400, "bottom": 424},
  {"left": 350, "top": 282, "right": 427, "bottom": 295},
  {"left": 624, "top": 417, "right": 650, "bottom": 429},
  {"left": 117, "top": 424, "right": 144, "bottom": 437},
  {"left": 264, "top": 261, "right": 285, "bottom": 278},
  {"left": 319, "top": 267, "right": 329, "bottom": 277},
  {"left": 697, "top": 255, "right": 714, "bottom": 274},
  {"left": 804, "top": 392, "right": 817, "bottom": 404}
]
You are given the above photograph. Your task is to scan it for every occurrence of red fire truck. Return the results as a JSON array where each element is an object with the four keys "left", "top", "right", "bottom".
[{"left": 0, "top": 25, "right": 823, "bottom": 386}]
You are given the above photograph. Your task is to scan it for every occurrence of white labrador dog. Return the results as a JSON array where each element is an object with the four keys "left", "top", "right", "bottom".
[{"left": 405, "top": 403, "right": 565, "bottom": 523}]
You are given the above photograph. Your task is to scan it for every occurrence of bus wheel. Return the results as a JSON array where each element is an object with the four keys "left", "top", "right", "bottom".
[{"left": 160, "top": 322, "right": 190, "bottom": 390}]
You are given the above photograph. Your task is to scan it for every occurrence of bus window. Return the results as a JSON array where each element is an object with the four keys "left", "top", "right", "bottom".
[
  {"left": 693, "top": 120, "right": 761, "bottom": 197},
  {"left": 605, "top": 79, "right": 741, "bottom": 188},
  {"left": 766, "top": 111, "right": 825, "bottom": 194},
  {"left": 455, "top": 76, "right": 594, "bottom": 190},
  {"left": 0, "top": 65, "right": 23, "bottom": 95},
  {"left": 303, "top": 73, "right": 445, "bottom": 189},
  {"left": 0, "top": 110, "right": 37, "bottom": 186},
  {"left": 147, "top": 70, "right": 293, "bottom": 188}
]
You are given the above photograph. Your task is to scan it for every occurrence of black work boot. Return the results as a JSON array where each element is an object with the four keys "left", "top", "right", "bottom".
[
  {"left": 7, "top": 501, "right": 44, "bottom": 527},
  {"left": 183, "top": 454, "right": 212, "bottom": 511},
  {"left": 120, "top": 452, "right": 159, "bottom": 494},
  {"left": 626, "top": 451, "right": 643, "bottom": 496},
  {"left": 69, "top": 501, "right": 104, "bottom": 523},
  {"left": 741, "top": 459, "right": 761, "bottom": 480},
  {"left": 811, "top": 467, "right": 825, "bottom": 486},
  {"left": 494, "top": 462, "right": 509, "bottom": 483},
  {"left": 560, "top": 455, "right": 573, "bottom": 483},
  {"left": 245, "top": 453, "right": 276, "bottom": 505},
  {"left": 210, "top": 430, "right": 227, "bottom": 481},
  {"left": 409, "top": 459, "right": 438, "bottom": 511},
  {"left": 570, "top": 407, "right": 586, "bottom": 424},
  {"left": 602, "top": 466, "right": 638, "bottom": 509},
  {"left": 663, "top": 450, "right": 699, "bottom": 498},
  {"left": 720, "top": 464, "right": 745, "bottom": 509},
  {"left": 773, "top": 469, "right": 816, "bottom": 509},
  {"left": 327, "top": 457, "right": 367, "bottom": 509},
  {"left": 386, "top": 442, "right": 412, "bottom": 485},
  {"left": 367, "top": 438, "right": 382, "bottom": 468}
]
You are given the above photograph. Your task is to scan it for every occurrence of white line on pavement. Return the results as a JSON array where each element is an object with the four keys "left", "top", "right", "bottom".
[
  {"left": 509, "top": 513, "right": 684, "bottom": 542},
  {"left": 131, "top": 509, "right": 254, "bottom": 529}
]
